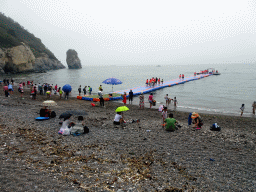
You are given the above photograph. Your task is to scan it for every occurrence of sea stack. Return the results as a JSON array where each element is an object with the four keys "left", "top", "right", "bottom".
[{"left": 66, "top": 49, "right": 82, "bottom": 69}]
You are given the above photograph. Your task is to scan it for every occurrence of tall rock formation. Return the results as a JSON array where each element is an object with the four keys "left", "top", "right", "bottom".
[{"left": 66, "top": 49, "right": 82, "bottom": 69}]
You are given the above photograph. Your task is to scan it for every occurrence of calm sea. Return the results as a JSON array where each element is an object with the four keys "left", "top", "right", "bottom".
[{"left": 4, "top": 63, "right": 256, "bottom": 117}]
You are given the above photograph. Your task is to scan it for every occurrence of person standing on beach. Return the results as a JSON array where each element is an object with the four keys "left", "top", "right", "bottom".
[
  {"left": 139, "top": 92, "right": 144, "bottom": 109},
  {"left": 59, "top": 87, "right": 63, "bottom": 99},
  {"left": 148, "top": 93, "right": 153, "bottom": 109},
  {"left": 83, "top": 86, "right": 87, "bottom": 96},
  {"left": 43, "top": 84, "right": 47, "bottom": 95},
  {"left": 88, "top": 86, "right": 92, "bottom": 95},
  {"left": 252, "top": 102, "right": 256, "bottom": 115},
  {"left": 98, "top": 85, "right": 102, "bottom": 91},
  {"left": 129, "top": 89, "right": 133, "bottom": 104},
  {"left": 240, "top": 104, "right": 245, "bottom": 117},
  {"left": 179, "top": 74, "right": 181, "bottom": 80},
  {"left": 146, "top": 79, "right": 148, "bottom": 87},
  {"left": 99, "top": 89, "right": 104, "bottom": 107},
  {"left": 32, "top": 84, "right": 37, "bottom": 100},
  {"left": 182, "top": 74, "right": 184, "bottom": 80},
  {"left": 162, "top": 107, "right": 168, "bottom": 128},
  {"left": 161, "top": 79, "right": 163, "bottom": 85},
  {"left": 158, "top": 77, "right": 161, "bottom": 85},
  {"left": 78, "top": 85, "right": 82, "bottom": 96},
  {"left": 3, "top": 84, "right": 8, "bottom": 97},
  {"left": 122, "top": 92, "right": 127, "bottom": 105},
  {"left": 38, "top": 83, "right": 43, "bottom": 95},
  {"left": 8, "top": 83, "right": 13, "bottom": 95},
  {"left": 155, "top": 77, "right": 158, "bottom": 86},
  {"left": 19, "top": 83, "right": 24, "bottom": 98}
]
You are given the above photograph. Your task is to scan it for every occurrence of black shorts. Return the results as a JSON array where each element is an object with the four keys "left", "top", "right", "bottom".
[{"left": 113, "top": 121, "right": 120, "bottom": 125}]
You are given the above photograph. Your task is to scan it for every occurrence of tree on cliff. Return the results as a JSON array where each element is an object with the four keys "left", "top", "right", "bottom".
[{"left": 0, "top": 13, "right": 57, "bottom": 60}]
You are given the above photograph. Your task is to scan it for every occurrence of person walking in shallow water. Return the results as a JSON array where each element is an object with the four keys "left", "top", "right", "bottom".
[{"left": 240, "top": 104, "right": 245, "bottom": 117}]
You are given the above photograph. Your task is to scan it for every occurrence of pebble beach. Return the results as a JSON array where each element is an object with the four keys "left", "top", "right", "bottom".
[{"left": 0, "top": 85, "right": 255, "bottom": 191}]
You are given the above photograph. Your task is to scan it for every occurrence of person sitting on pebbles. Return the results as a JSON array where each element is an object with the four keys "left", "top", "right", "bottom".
[
  {"left": 191, "top": 112, "right": 203, "bottom": 129},
  {"left": 164, "top": 113, "right": 179, "bottom": 132},
  {"left": 113, "top": 112, "right": 125, "bottom": 126}
]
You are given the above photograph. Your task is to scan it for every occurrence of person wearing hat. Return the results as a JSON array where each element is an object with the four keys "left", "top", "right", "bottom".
[
  {"left": 139, "top": 92, "right": 144, "bottom": 109},
  {"left": 191, "top": 112, "right": 203, "bottom": 129}
]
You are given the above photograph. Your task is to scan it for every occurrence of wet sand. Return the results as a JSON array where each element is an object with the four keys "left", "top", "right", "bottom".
[{"left": 0, "top": 85, "right": 255, "bottom": 191}]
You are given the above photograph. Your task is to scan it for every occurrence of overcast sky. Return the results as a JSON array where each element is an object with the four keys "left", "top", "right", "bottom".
[{"left": 1, "top": 0, "right": 256, "bottom": 66}]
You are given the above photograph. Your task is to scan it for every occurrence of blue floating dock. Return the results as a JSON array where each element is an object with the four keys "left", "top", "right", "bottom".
[
  {"left": 78, "top": 74, "right": 211, "bottom": 101},
  {"left": 114, "top": 74, "right": 211, "bottom": 96}
]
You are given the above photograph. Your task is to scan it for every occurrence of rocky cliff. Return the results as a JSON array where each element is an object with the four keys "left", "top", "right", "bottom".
[
  {"left": 0, "top": 43, "right": 65, "bottom": 74},
  {"left": 66, "top": 49, "right": 82, "bottom": 69}
]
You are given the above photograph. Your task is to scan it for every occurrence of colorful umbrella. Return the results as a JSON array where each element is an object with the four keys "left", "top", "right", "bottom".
[
  {"left": 115, "top": 106, "right": 129, "bottom": 112},
  {"left": 102, "top": 77, "right": 122, "bottom": 92},
  {"left": 42, "top": 100, "right": 57, "bottom": 106}
]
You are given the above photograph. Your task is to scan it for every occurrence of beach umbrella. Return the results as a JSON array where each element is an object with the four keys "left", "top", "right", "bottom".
[
  {"left": 115, "top": 106, "right": 129, "bottom": 112},
  {"left": 64, "top": 110, "right": 88, "bottom": 116},
  {"left": 102, "top": 77, "right": 122, "bottom": 92},
  {"left": 42, "top": 100, "right": 57, "bottom": 106},
  {"left": 62, "top": 84, "right": 72, "bottom": 92},
  {"left": 59, "top": 112, "right": 72, "bottom": 119}
]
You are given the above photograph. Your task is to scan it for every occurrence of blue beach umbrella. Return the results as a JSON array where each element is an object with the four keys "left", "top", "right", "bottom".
[
  {"left": 62, "top": 84, "right": 72, "bottom": 92},
  {"left": 102, "top": 77, "right": 122, "bottom": 92}
]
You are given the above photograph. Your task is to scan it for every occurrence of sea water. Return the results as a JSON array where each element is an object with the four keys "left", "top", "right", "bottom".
[{"left": 5, "top": 63, "right": 256, "bottom": 117}]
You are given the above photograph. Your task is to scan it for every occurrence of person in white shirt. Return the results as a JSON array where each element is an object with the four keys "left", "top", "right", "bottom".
[{"left": 113, "top": 112, "right": 124, "bottom": 125}]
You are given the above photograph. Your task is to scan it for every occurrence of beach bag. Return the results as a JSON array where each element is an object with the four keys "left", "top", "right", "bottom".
[
  {"left": 210, "top": 123, "right": 221, "bottom": 131},
  {"left": 51, "top": 111, "right": 56, "bottom": 118},
  {"left": 83, "top": 126, "right": 89, "bottom": 133}
]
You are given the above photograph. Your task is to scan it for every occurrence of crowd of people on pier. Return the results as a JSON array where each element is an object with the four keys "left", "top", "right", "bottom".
[{"left": 145, "top": 77, "right": 164, "bottom": 87}]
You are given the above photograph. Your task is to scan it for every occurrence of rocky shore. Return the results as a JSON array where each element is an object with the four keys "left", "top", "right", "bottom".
[{"left": 0, "top": 85, "right": 255, "bottom": 191}]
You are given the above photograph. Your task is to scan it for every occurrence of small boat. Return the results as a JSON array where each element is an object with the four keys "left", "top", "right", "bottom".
[{"left": 212, "top": 72, "right": 221, "bottom": 75}]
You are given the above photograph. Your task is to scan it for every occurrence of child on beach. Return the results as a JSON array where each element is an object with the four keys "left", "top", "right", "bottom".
[
  {"left": 240, "top": 104, "right": 245, "bottom": 117},
  {"left": 139, "top": 92, "right": 144, "bottom": 109},
  {"left": 161, "top": 79, "right": 163, "bottom": 85},
  {"left": 162, "top": 107, "right": 168, "bottom": 128},
  {"left": 122, "top": 92, "right": 127, "bottom": 105},
  {"left": 83, "top": 86, "right": 87, "bottom": 96},
  {"left": 173, "top": 97, "right": 178, "bottom": 107},
  {"left": 164, "top": 94, "right": 172, "bottom": 106}
]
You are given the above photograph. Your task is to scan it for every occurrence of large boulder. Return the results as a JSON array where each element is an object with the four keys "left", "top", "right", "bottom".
[
  {"left": 4, "top": 43, "right": 35, "bottom": 73},
  {"left": 66, "top": 49, "right": 82, "bottom": 69},
  {"left": 35, "top": 53, "right": 65, "bottom": 72},
  {"left": 0, "top": 48, "right": 6, "bottom": 74}
]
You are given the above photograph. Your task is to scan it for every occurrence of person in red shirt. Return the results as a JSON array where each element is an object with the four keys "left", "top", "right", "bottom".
[
  {"left": 148, "top": 93, "right": 153, "bottom": 109},
  {"left": 179, "top": 74, "right": 181, "bottom": 80},
  {"left": 158, "top": 77, "right": 160, "bottom": 85},
  {"left": 182, "top": 74, "right": 184, "bottom": 80},
  {"left": 194, "top": 72, "right": 196, "bottom": 76},
  {"left": 146, "top": 79, "right": 148, "bottom": 86},
  {"left": 3, "top": 84, "right": 8, "bottom": 97}
]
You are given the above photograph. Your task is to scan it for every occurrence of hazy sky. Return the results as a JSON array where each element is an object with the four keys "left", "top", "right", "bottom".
[{"left": 1, "top": 0, "right": 256, "bottom": 66}]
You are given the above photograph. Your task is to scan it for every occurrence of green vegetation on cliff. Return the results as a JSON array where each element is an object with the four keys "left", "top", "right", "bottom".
[{"left": 0, "top": 12, "right": 57, "bottom": 60}]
